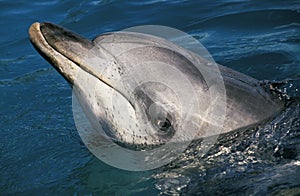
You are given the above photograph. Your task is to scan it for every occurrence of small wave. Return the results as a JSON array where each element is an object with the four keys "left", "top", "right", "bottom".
[
  {"left": 0, "top": 68, "right": 51, "bottom": 86},
  {"left": 195, "top": 9, "right": 300, "bottom": 31}
]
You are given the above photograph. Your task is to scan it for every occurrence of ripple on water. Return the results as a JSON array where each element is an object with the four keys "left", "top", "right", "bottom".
[{"left": 154, "top": 96, "right": 300, "bottom": 195}]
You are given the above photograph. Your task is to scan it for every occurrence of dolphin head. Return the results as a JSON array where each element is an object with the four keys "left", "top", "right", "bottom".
[
  {"left": 29, "top": 22, "right": 284, "bottom": 150},
  {"left": 29, "top": 22, "right": 216, "bottom": 149}
]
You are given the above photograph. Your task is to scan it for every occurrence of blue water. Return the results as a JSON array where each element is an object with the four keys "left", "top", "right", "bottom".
[{"left": 1, "top": 0, "right": 300, "bottom": 195}]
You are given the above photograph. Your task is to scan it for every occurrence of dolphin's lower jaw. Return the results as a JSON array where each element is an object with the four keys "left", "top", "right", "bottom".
[{"left": 29, "top": 22, "right": 285, "bottom": 148}]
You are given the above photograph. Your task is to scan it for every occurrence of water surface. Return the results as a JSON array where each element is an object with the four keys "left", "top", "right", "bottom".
[{"left": 1, "top": 0, "right": 300, "bottom": 195}]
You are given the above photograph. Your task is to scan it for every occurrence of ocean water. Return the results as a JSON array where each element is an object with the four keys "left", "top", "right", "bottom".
[{"left": 1, "top": 0, "right": 300, "bottom": 195}]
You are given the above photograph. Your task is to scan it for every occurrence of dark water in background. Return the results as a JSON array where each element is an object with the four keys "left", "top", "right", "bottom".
[{"left": 1, "top": 0, "right": 300, "bottom": 195}]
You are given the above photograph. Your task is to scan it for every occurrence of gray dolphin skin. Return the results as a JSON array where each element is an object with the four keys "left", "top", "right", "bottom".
[{"left": 29, "top": 22, "right": 284, "bottom": 148}]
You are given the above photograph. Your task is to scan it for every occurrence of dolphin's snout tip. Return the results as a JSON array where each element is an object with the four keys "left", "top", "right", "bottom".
[
  {"left": 29, "top": 22, "right": 40, "bottom": 36},
  {"left": 30, "top": 22, "right": 40, "bottom": 28},
  {"left": 29, "top": 22, "right": 43, "bottom": 46}
]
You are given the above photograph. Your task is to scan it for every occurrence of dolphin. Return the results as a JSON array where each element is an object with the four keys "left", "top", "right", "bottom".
[{"left": 29, "top": 22, "right": 284, "bottom": 149}]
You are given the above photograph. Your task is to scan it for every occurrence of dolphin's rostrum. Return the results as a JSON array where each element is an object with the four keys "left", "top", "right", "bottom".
[{"left": 29, "top": 22, "right": 284, "bottom": 150}]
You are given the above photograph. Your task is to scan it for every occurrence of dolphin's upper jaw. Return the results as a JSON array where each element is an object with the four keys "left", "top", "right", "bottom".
[{"left": 39, "top": 22, "right": 93, "bottom": 51}]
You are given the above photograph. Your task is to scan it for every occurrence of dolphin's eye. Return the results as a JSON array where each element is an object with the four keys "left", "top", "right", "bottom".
[
  {"left": 133, "top": 86, "right": 176, "bottom": 138},
  {"left": 154, "top": 116, "right": 172, "bottom": 132},
  {"left": 147, "top": 101, "right": 175, "bottom": 137},
  {"left": 151, "top": 111, "right": 175, "bottom": 137}
]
